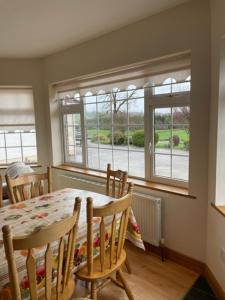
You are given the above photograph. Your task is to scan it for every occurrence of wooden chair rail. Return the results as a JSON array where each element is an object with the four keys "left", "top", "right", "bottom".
[
  {"left": 5, "top": 166, "right": 52, "bottom": 204},
  {"left": 3, "top": 197, "right": 81, "bottom": 300},
  {"left": 76, "top": 182, "right": 134, "bottom": 300},
  {"left": 106, "top": 163, "right": 128, "bottom": 198}
]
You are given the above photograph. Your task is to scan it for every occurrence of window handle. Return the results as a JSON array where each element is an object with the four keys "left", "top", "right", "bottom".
[{"left": 149, "top": 142, "right": 152, "bottom": 155}]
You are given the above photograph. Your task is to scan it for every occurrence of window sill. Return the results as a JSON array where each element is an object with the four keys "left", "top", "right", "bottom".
[
  {"left": 53, "top": 165, "right": 196, "bottom": 199},
  {"left": 211, "top": 203, "right": 225, "bottom": 217},
  {"left": 0, "top": 164, "right": 42, "bottom": 170}
]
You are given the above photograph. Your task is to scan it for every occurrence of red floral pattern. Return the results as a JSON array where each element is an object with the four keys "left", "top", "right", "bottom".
[{"left": 0, "top": 188, "right": 144, "bottom": 299}]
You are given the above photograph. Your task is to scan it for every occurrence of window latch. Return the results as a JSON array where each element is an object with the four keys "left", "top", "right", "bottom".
[{"left": 149, "top": 142, "right": 152, "bottom": 155}]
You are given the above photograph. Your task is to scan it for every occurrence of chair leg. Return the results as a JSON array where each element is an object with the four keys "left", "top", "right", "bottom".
[
  {"left": 85, "top": 281, "right": 89, "bottom": 289},
  {"left": 125, "top": 257, "right": 132, "bottom": 274},
  {"left": 91, "top": 281, "right": 97, "bottom": 300},
  {"left": 117, "top": 269, "right": 134, "bottom": 300}
]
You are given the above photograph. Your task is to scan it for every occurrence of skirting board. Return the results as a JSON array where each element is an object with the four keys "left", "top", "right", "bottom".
[
  {"left": 204, "top": 265, "right": 225, "bottom": 300},
  {"left": 144, "top": 241, "right": 225, "bottom": 300},
  {"left": 144, "top": 241, "right": 205, "bottom": 274}
]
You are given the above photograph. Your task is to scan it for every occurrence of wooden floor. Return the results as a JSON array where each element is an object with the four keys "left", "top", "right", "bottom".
[{"left": 73, "top": 242, "right": 199, "bottom": 300}]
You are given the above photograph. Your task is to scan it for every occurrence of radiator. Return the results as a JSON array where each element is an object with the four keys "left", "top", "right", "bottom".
[
  {"left": 132, "top": 192, "right": 162, "bottom": 246},
  {"left": 56, "top": 173, "right": 163, "bottom": 247}
]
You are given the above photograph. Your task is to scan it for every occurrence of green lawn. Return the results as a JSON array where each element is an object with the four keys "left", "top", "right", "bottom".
[
  {"left": 157, "top": 129, "right": 189, "bottom": 142},
  {"left": 87, "top": 128, "right": 189, "bottom": 150},
  {"left": 87, "top": 129, "right": 109, "bottom": 139},
  {"left": 156, "top": 129, "right": 189, "bottom": 151}
]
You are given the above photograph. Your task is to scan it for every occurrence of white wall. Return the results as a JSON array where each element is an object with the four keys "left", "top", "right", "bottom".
[
  {"left": 0, "top": 59, "right": 49, "bottom": 180},
  {"left": 1, "top": 0, "right": 223, "bottom": 290},
  {"left": 206, "top": 0, "right": 225, "bottom": 291},
  {"left": 43, "top": 0, "right": 211, "bottom": 262}
]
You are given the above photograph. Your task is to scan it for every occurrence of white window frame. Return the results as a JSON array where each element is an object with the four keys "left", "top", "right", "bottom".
[
  {"left": 0, "top": 127, "right": 38, "bottom": 166},
  {"left": 59, "top": 77, "right": 191, "bottom": 187},
  {"left": 0, "top": 87, "right": 38, "bottom": 166},
  {"left": 146, "top": 88, "right": 190, "bottom": 188},
  {"left": 83, "top": 88, "right": 145, "bottom": 176},
  {"left": 60, "top": 97, "right": 86, "bottom": 167}
]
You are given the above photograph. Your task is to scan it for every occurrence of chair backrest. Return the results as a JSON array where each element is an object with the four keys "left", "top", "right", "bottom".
[
  {"left": 87, "top": 182, "right": 134, "bottom": 276},
  {"left": 5, "top": 166, "right": 52, "bottom": 204},
  {"left": 106, "top": 163, "right": 128, "bottom": 198},
  {"left": 0, "top": 175, "right": 2, "bottom": 208},
  {"left": 2, "top": 197, "right": 81, "bottom": 300}
]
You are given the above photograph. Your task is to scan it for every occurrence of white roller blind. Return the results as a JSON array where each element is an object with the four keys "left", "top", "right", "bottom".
[
  {"left": 0, "top": 88, "right": 35, "bottom": 129},
  {"left": 147, "top": 69, "right": 190, "bottom": 86},
  {"left": 55, "top": 52, "right": 191, "bottom": 95},
  {"left": 58, "top": 68, "right": 190, "bottom": 103}
]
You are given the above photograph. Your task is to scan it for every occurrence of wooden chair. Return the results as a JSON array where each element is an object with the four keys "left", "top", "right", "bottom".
[
  {"left": 106, "top": 163, "right": 132, "bottom": 274},
  {"left": 106, "top": 163, "right": 128, "bottom": 198},
  {"left": 0, "top": 175, "right": 3, "bottom": 208},
  {"left": 5, "top": 166, "right": 52, "bottom": 204},
  {"left": 76, "top": 183, "right": 134, "bottom": 300},
  {"left": 2, "top": 197, "right": 82, "bottom": 300}
]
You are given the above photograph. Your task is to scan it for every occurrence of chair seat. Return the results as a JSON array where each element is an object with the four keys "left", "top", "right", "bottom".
[{"left": 76, "top": 249, "right": 126, "bottom": 281}]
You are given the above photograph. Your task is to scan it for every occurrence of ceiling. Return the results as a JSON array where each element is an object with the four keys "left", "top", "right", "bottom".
[{"left": 0, "top": 0, "right": 189, "bottom": 59}]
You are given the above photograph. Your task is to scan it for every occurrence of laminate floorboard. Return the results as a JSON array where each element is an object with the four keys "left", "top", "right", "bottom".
[{"left": 73, "top": 242, "right": 199, "bottom": 300}]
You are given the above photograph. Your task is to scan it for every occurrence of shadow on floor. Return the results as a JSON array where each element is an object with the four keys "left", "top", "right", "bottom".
[{"left": 183, "top": 276, "right": 217, "bottom": 300}]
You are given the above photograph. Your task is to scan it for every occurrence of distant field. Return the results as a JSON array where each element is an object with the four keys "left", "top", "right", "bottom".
[
  {"left": 157, "top": 129, "right": 189, "bottom": 141},
  {"left": 87, "top": 129, "right": 109, "bottom": 139},
  {"left": 87, "top": 128, "right": 189, "bottom": 150}
]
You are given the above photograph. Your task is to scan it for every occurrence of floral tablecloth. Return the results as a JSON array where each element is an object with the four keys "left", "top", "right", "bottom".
[{"left": 0, "top": 188, "right": 144, "bottom": 299}]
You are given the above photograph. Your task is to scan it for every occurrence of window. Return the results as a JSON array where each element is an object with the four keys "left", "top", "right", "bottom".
[
  {"left": 64, "top": 113, "right": 83, "bottom": 164},
  {"left": 150, "top": 75, "right": 190, "bottom": 185},
  {"left": 82, "top": 87, "right": 145, "bottom": 177},
  {"left": 152, "top": 106, "right": 190, "bottom": 182},
  {"left": 58, "top": 68, "right": 191, "bottom": 186},
  {"left": 0, "top": 88, "right": 37, "bottom": 165}
]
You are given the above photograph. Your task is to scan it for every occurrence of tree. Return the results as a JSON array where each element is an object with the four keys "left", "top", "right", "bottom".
[
  {"left": 102, "top": 88, "right": 136, "bottom": 115},
  {"left": 173, "top": 107, "right": 190, "bottom": 134}
]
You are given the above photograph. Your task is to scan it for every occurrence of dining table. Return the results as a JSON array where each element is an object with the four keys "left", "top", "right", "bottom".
[{"left": 0, "top": 188, "right": 144, "bottom": 300}]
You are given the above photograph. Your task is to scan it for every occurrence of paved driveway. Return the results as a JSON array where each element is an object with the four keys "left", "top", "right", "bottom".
[{"left": 86, "top": 141, "right": 189, "bottom": 180}]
